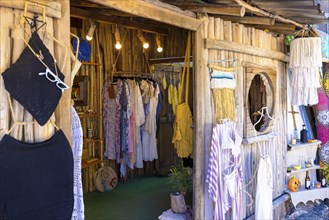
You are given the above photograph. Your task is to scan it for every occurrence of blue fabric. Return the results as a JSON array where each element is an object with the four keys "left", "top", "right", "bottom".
[{"left": 72, "top": 38, "right": 91, "bottom": 62}]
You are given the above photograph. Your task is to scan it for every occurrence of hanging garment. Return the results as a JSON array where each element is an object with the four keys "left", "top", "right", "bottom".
[
  {"left": 0, "top": 129, "right": 73, "bottom": 219},
  {"left": 142, "top": 83, "right": 159, "bottom": 161},
  {"left": 1, "top": 32, "right": 67, "bottom": 126},
  {"left": 127, "top": 80, "right": 136, "bottom": 167},
  {"left": 71, "top": 106, "right": 85, "bottom": 220},
  {"left": 172, "top": 33, "right": 193, "bottom": 158},
  {"left": 115, "top": 80, "right": 123, "bottom": 163},
  {"left": 102, "top": 80, "right": 117, "bottom": 160},
  {"left": 289, "top": 37, "right": 322, "bottom": 105},
  {"left": 207, "top": 121, "right": 243, "bottom": 220},
  {"left": 135, "top": 82, "right": 145, "bottom": 168},
  {"left": 313, "top": 87, "right": 329, "bottom": 164},
  {"left": 255, "top": 156, "right": 273, "bottom": 220}
]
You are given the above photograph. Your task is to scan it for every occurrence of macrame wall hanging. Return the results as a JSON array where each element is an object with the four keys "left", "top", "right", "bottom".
[
  {"left": 289, "top": 31, "right": 322, "bottom": 106},
  {"left": 208, "top": 59, "right": 237, "bottom": 123}
]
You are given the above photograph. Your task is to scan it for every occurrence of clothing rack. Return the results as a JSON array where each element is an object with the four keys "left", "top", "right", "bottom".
[{"left": 113, "top": 71, "right": 155, "bottom": 80}]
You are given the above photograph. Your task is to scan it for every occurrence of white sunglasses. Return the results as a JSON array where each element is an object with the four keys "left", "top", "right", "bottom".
[{"left": 38, "top": 68, "right": 69, "bottom": 92}]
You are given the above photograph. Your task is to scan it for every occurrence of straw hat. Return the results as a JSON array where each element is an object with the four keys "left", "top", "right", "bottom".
[{"left": 94, "top": 166, "right": 118, "bottom": 192}]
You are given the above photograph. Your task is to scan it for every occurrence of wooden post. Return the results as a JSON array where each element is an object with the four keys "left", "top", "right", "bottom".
[
  {"left": 53, "top": 0, "right": 71, "bottom": 143},
  {"left": 193, "top": 13, "right": 211, "bottom": 220}
]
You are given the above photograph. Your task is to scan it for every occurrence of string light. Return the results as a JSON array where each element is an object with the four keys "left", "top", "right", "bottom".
[
  {"left": 137, "top": 30, "right": 149, "bottom": 49},
  {"left": 114, "top": 25, "right": 122, "bottom": 50},
  {"left": 86, "top": 19, "right": 96, "bottom": 41},
  {"left": 156, "top": 33, "right": 163, "bottom": 53}
]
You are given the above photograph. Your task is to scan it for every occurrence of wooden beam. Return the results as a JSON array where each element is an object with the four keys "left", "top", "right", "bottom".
[
  {"left": 233, "top": 0, "right": 306, "bottom": 29},
  {"left": 185, "top": 5, "right": 245, "bottom": 17},
  {"left": 70, "top": 7, "right": 169, "bottom": 35},
  {"left": 205, "top": 38, "right": 289, "bottom": 62},
  {"left": 88, "top": 0, "right": 202, "bottom": 31},
  {"left": 149, "top": 56, "right": 192, "bottom": 65},
  {"left": 53, "top": 0, "right": 71, "bottom": 143},
  {"left": 219, "top": 15, "right": 275, "bottom": 25},
  {"left": 250, "top": 23, "right": 296, "bottom": 31},
  {"left": 193, "top": 13, "right": 209, "bottom": 220},
  {"left": 0, "top": 0, "right": 61, "bottom": 19}
]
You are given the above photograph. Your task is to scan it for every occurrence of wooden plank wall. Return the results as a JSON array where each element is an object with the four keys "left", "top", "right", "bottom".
[
  {"left": 71, "top": 18, "right": 189, "bottom": 180},
  {"left": 0, "top": 1, "right": 71, "bottom": 143},
  {"left": 206, "top": 17, "right": 288, "bottom": 219}
]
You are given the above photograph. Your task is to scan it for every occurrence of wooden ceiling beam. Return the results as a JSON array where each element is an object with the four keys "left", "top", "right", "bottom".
[
  {"left": 250, "top": 23, "right": 296, "bottom": 31},
  {"left": 233, "top": 0, "right": 306, "bottom": 29},
  {"left": 219, "top": 15, "right": 275, "bottom": 25},
  {"left": 0, "top": 0, "right": 61, "bottom": 19},
  {"left": 184, "top": 5, "right": 245, "bottom": 17},
  {"left": 88, "top": 0, "right": 202, "bottom": 31},
  {"left": 70, "top": 6, "right": 169, "bottom": 35}
]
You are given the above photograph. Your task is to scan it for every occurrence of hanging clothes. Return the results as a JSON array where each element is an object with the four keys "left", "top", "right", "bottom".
[
  {"left": 172, "top": 32, "right": 193, "bottom": 158},
  {"left": 102, "top": 80, "right": 118, "bottom": 160},
  {"left": 142, "top": 81, "right": 159, "bottom": 161},
  {"left": 207, "top": 121, "right": 243, "bottom": 220},
  {"left": 0, "top": 93, "right": 73, "bottom": 219},
  {"left": 134, "top": 82, "right": 145, "bottom": 168},
  {"left": 255, "top": 155, "right": 273, "bottom": 220},
  {"left": 71, "top": 106, "right": 85, "bottom": 220},
  {"left": 102, "top": 78, "right": 159, "bottom": 175}
]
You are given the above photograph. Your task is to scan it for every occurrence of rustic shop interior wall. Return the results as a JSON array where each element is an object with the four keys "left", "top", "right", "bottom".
[{"left": 71, "top": 18, "right": 190, "bottom": 179}]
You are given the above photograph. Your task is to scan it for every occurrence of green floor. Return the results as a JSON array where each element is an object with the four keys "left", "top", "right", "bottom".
[{"left": 84, "top": 176, "right": 192, "bottom": 220}]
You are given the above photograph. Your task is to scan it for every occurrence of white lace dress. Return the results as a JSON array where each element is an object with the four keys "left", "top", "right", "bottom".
[{"left": 71, "top": 106, "right": 85, "bottom": 220}]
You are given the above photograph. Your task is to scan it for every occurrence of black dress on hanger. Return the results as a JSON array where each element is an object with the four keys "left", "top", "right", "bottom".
[
  {"left": 2, "top": 32, "right": 65, "bottom": 126},
  {"left": 0, "top": 130, "right": 73, "bottom": 219}
]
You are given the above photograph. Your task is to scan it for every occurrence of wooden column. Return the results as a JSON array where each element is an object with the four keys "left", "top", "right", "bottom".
[
  {"left": 54, "top": 0, "right": 72, "bottom": 143},
  {"left": 193, "top": 13, "right": 211, "bottom": 220}
]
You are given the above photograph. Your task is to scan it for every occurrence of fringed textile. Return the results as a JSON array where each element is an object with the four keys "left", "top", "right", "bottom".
[
  {"left": 212, "top": 88, "right": 235, "bottom": 123},
  {"left": 289, "top": 37, "right": 322, "bottom": 105}
]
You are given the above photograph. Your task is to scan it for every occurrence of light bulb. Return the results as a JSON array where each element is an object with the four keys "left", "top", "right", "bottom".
[
  {"left": 157, "top": 46, "right": 163, "bottom": 53},
  {"left": 115, "top": 41, "right": 122, "bottom": 50},
  {"left": 86, "top": 22, "right": 96, "bottom": 41},
  {"left": 143, "top": 42, "right": 149, "bottom": 49}
]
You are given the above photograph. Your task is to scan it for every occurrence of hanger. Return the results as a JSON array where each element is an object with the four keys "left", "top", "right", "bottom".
[
  {"left": 253, "top": 106, "right": 274, "bottom": 158},
  {"left": 16, "top": 1, "right": 69, "bottom": 72},
  {"left": 253, "top": 106, "right": 274, "bottom": 134},
  {"left": 70, "top": 33, "right": 82, "bottom": 87},
  {"left": 5, "top": 92, "right": 59, "bottom": 135}
]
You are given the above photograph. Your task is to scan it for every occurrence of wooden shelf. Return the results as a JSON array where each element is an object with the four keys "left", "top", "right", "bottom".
[
  {"left": 81, "top": 61, "right": 102, "bottom": 66},
  {"left": 285, "top": 186, "right": 329, "bottom": 207},
  {"left": 83, "top": 138, "right": 103, "bottom": 143},
  {"left": 288, "top": 140, "right": 322, "bottom": 148},
  {"left": 287, "top": 165, "right": 322, "bottom": 176},
  {"left": 81, "top": 158, "right": 102, "bottom": 169}
]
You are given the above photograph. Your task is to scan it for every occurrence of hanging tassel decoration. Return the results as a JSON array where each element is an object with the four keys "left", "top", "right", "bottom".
[{"left": 289, "top": 37, "right": 322, "bottom": 105}]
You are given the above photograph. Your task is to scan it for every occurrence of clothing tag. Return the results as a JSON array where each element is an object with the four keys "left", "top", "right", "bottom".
[{"left": 108, "top": 85, "right": 116, "bottom": 98}]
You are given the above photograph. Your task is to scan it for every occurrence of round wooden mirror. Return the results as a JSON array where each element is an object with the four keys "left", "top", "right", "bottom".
[{"left": 248, "top": 73, "right": 274, "bottom": 132}]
